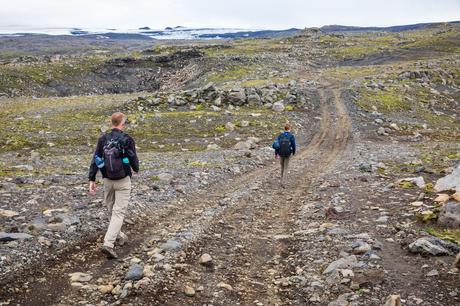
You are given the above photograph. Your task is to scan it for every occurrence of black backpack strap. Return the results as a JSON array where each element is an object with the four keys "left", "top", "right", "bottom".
[{"left": 104, "top": 132, "right": 112, "bottom": 143}]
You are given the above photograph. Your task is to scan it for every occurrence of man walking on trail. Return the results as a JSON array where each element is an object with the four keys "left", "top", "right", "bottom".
[
  {"left": 277, "top": 123, "right": 296, "bottom": 188},
  {"left": 88, "top": 112, "right": 139, "bottom": 259}
]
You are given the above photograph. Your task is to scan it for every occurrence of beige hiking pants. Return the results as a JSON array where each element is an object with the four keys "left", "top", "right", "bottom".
[
  {"left": 280, "top": 156, "right": 290, "bottom": 184},
  {"left": 103, "top": 176, "right": 131, "bottom": 248}
]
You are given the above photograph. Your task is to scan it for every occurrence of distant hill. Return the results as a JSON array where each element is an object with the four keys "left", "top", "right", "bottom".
[
  {"left": 196, "top": 28, "right": 301, "bottom": 39},
  {"left": 1, "top": 21, "right": 459, "bottom": 41},
  {"left": 320, "top": 21, "right": 460, "bottom": 33}
]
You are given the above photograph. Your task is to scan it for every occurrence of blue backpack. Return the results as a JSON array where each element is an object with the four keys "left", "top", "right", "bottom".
[{"left": 278, "top": 134, "right": 291, "bottom": 157}]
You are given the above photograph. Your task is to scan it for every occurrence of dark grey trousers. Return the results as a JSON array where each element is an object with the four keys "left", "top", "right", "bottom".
[{"left": 280, "top": 156, "right": 290, "bottom": 184}]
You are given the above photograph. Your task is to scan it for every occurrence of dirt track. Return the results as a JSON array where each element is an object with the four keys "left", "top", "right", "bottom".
[
  {"left": 0, "top": 81, "right": 350, "bottom": 305},
  {"left": 137, "top": 85, "right": 350, "bottom": 305}
]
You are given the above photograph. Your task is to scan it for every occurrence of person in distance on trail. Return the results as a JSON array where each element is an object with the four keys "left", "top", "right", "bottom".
[
  {"left": 276, "top": 123, "right": 296, "bottom": 188},
  {"left": 88, "top": 112, "right": 139, "bottom": 259}
]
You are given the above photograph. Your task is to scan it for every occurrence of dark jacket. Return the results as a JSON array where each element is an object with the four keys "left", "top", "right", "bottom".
[
  {"left": 88, "top": 128, "right": 139, "bottom": 181},
  {"left": 277, "top": 131, "right": 296, "bottom": 156}
]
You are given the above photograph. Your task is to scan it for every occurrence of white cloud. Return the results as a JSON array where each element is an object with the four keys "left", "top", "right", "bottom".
[{"left": 0, "top": 0, "right": 459, "bottom": 29}]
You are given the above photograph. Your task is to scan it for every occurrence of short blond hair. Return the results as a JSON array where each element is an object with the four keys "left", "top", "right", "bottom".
[{"left": 111, "top": 112, "right": 125, "bottom": 126}]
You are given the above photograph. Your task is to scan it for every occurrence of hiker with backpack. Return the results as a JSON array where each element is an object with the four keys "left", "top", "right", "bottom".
[
  {"left": 276, "top": 123, "right": 296, "bottom": 187},
  {"left": 88, "top": 112, "right": 139, "bottom": 259}
]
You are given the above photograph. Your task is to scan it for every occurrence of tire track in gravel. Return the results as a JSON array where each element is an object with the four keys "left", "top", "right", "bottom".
[
  {"left": 0, "top": 83, "right": 349, "bottom": 306},
  {"left": 139, "top": 84, "right": 351, "bottom": 306}
]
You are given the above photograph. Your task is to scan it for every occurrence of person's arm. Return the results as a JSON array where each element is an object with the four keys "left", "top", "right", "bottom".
[
  {"left": 126, "top": 137, "right": 140, "bottom": 173},
  {"left": 291, "top": 135, "right": 296, "bottom": 155},
  {"left": 88, "top": 136, "right": 104, "bottom": 194},
  {"left": 88, "top": 136, "right": 104, "bottom": 181}
]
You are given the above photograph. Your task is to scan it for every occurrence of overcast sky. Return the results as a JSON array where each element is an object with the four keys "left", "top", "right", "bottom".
[{"left": 1, "top": 0, "right": 459, "bottom": 30}]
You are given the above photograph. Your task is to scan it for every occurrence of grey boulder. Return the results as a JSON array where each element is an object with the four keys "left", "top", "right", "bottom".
[
  {"left": 435, "top": 164, "right": 460, "bottom": 193},
  {"left": 438, "top": 201, "right": 460, "bottom": 228},
  {"left": 125, "top": 264, "right": 144, "bottom": 281},
  {"left": 323, "top": 255, "right": 357, "bottom": 274},
  {"left": 0, "top": 232, "right": 34, "bottom": 242},
  {"left": 408, "top": 236, "right": 460, "bottom": 256}
]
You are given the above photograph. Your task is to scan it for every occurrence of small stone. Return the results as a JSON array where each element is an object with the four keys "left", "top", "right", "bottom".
[
  {"left": 327, "top": 293, "right": 350, "bottom": 306},
  {"left": 240, "top": 120, "right": 250, "bottom": 127},
  {"left": 207, "top": 144, "right": 220, "bottom": 150},
  {"left": 377, "top": 127, "right": 388, "bottom": 136},
  {"left": 323, "top": 255, "right": 357, "bottom": 274},
  {"left": 0, "top": 209, "right": 19, "bottom": 217},
  {"left": 125, "top": 264, "right": 144, "bottom": 281},
  {"left": 359, "top": 163, "right": 372, "bottom": 172},
  {"left": 426, "top": 269, "right": 439, "bottom": 277},
  {"left": 98, "top": 284, "right": 114, "bottom": 294},
  {"left": 369, "top": 253, "right": 381, "bottom": 260},
  {"left": 143, "top": 265, "right": 154, "bottom": 277},
  {"left": 434, "top": 194, "right": 450, "bottom": 203},
  {"left": 130, "top": 257, "right": 142, "bottom": 264},
  {"left": 71, "top": 282, "right": 84, "bottom": 289},
  {"left": 273, "top": 234, "right": 293, "bottom": 241},
  {"left": 213, "top": 97, "right": 222, "bottom": 106},
  {"left": 352, "top": 241, "right": 371, "bottom": 254},
  {"left": 6, "top": 241, "right": 18, "bottom": 248},
  {"left": 340, "top": 269, "right": 354, "bottom": 278},
  {"left": 0, "top": 232, "right": 33, "bottom": 242},
  {"left": 225, "top": 122, "right": 235, "bottom": 131},
  {"left": 134, "top": 277, "right": 151, "bottom": 289},
  {"left": 272, "top": 101, "right": 285, "bottom": 112},
  {"left": 216, "top": 282, "right": 233, "bottom": 291},
  {"left": 376, "top": 216, "right": 389, "bottom": 223},
  {"left": 47, "top": 223, "right": 67, "bottom": 232},
  {"left": 158, "top": 173, "right": 174, "bottom": 182},
  {"left": 111, "top": 284, "right": 122, "bottom": 295},
  {"left": 310, "top": 281, "right": 324, "bottom": 289},
  {"left": 199, "top": 253, "right": 213, "bottom": 266},
  {"left": 184, "top": 285, "right": 196, "bottom": 297},
  {"left": 397, "top": 177, "right": 425, "bottom": 189},
  {"left": 160, "top": 239, "right": 182, "bottom": 252},
  {"left": 438, "top": 201, "right": 460, "bottom": 228},
  {"left": 68, "top": 272, "right": 92, "bottom": 283},
  {"left": 384, "top": 294, "right": 402, "bottom": 306},
  {"left": 234, "top": 141, "right": 254, "bottom": 150}
]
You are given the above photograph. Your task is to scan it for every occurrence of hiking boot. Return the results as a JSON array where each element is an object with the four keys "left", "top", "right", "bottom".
[
  {"left": 117, "top": 232, "right": 128, "bottom": 246},
  {"left": 100, "top": 245, "right": 118, "bottom": 259}
]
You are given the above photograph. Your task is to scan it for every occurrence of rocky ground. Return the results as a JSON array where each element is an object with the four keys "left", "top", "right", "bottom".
[{"left": 0, "top": 24, "right": 460, "bottom": 305}]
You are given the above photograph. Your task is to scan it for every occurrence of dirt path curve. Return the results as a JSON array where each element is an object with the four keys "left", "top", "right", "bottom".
[
  {"left": 134, "top": 83, "right": 351, "bottom": 305},
  {"left": 0, "top": 81, "right": 350, "bottom": 306}
]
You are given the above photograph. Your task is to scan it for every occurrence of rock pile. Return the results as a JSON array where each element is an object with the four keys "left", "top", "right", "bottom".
[{"left": 126, "top": 81, "right": 314, "bottom": 112}]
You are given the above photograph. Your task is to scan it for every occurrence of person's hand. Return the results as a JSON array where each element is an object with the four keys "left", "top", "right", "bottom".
[
  {"left": 89, "top": 181, "right": 97, "bottom": 195},
  {"left": 133, "top": 171, "right": 139, "bottom": 177}
]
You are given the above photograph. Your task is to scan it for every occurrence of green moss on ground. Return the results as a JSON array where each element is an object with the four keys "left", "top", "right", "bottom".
[
  {"left": 357, "top": 87, "right": 410, "bottom": 113},
  {"left": 425, "top": 227, "right": 460, "bottom": 245}
]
